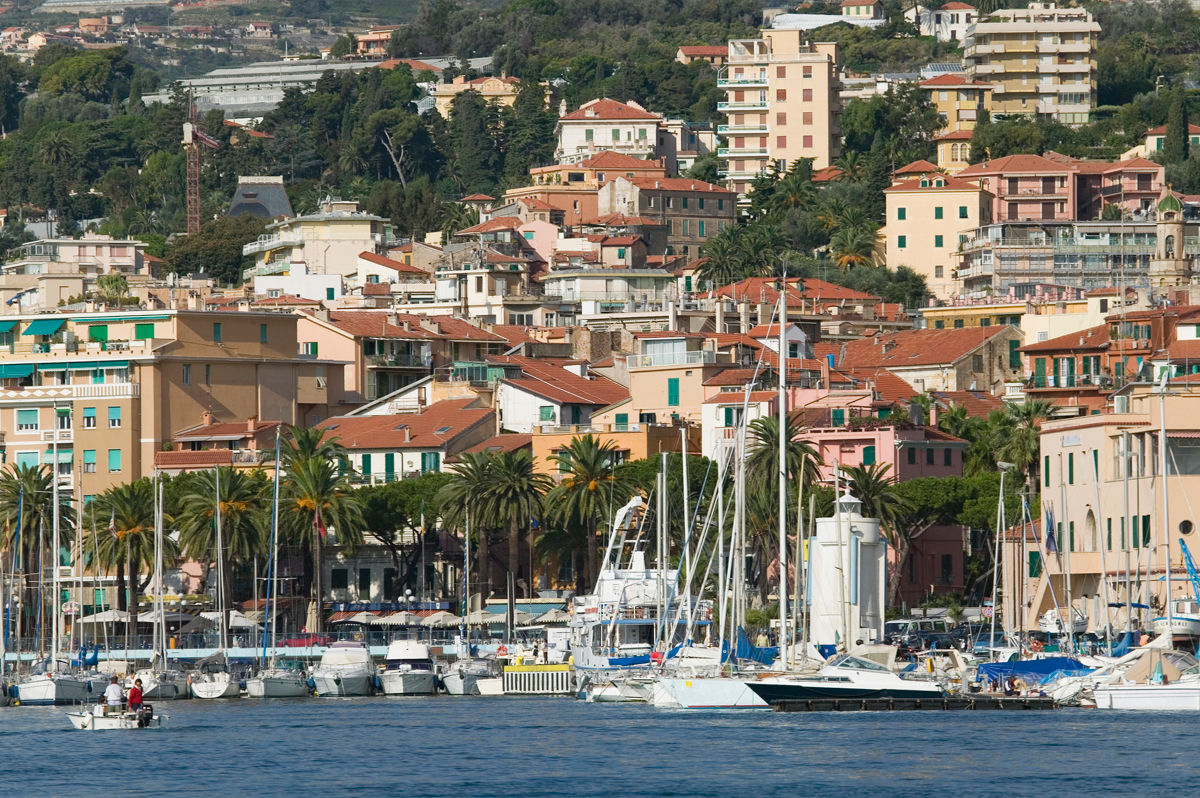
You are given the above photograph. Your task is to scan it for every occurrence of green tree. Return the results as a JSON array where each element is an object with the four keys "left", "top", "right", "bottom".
[
  {"left": 86, "top": 479, "right": 179, "bottom": 613},
  {"left": 162, "top": 214, "right": 267, "bottom": 285},
  {"left": 95, "top": 273, "right": 128, "bottom": 305},
  {"left": 501, "top": 80, "right": 556, "bottom": 187},
  {"left": 330, "top": 33, "right": 357, "bottom": 59},
  {"left": 1164, "top": 83, "right": 1190, "bottom": 165},
  {"left": 484, "top": 449, "right": 551, "bottom": 597},
  {"left": 547, "top": 435, "right": 635, "bottom": 591},
  {"left": 361, "top": 472, "right": 452, "bottom": 599},
  {"left": 889, "top": 476, "right": 973, "bottom": 605},
  {"left": 446, "top": 90, "right": 501, "bottom": 194},
  {"left": 437, "top": 452, "right": 498, "bottom": 599}
]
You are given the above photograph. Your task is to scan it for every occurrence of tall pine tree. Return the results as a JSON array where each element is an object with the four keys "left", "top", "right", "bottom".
[
  {"left": 447, "top": 90, "right": 501, "bottom": 195},
  {"left": 501, "top": 81, "right": 556, "bottom": 188},
  {"left": 1164, "top": 83, "right": 1190, "bottom": 165}
]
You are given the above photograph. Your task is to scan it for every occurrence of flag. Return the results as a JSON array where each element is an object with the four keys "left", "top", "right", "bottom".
[
  {"left": 1043, "top": 504, "right": 1057, "bottom": 554},
  {"left": 109, "top": 512, "right": 117, "bottom": 536},
  {"left": 314, "top": 509, "right": 327, "bottom": 540}
]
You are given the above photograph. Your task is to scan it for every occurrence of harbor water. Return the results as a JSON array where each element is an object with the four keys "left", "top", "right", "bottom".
[{"left": 2, "top": 697, "right": 1198, "bottom": 796}]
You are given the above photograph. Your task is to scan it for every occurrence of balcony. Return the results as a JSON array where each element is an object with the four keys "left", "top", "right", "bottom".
[
  {"left": 367, "top": 353, "right": 431, "bottom": 369},
  {"left": 242, "top": 259, "right": 295, "bottom": 281},
  {"left": 1003, "top": 382, "right": 1026, "bottom": 402},
  {"left": 549, "top": 290, "right": 673, "bottom": 303},
  {"left": 1036, "top": 62, "right": 1085, "bottom": 74},
  {"left": 718, "top": 75, "right": 769, "bottom": 88},
  {"left": 965, "top": 43, "right": 1005, "bottom": 56},
  {"left": 1026, "top": 373, "right": 1108, "bottom": 389},
  {"left": 626, "top": 349, "right": 715, "bottom": 369},
  {"left": 41, "top": 429, "right": 73, "bottom": 443},
  {"left": 0, "top": 381, "right": 140, "bottom": 402},
  {"left": 970, "top": 64, "right": 1005, "bottom": 75},
  {"left": 717, "top": 146, "right": 769, "bottom": 158},
  {"left": 717, "top": 124, "right": 769, "bottom": 135},
  {"left": 1038, "top": 42, "right": 1090, "bottom": 54},
  {"left": 717, "top": 99, "right": 768, "bottom": 112},
  {"left": 717, "top": 167, "right": 766, "bottom": 182},
  {"left": 536, "top": 422, "right": 642, "bottom": 435},
  {"left": 242, "top": 234, "right": 304, "bottom": 257}
]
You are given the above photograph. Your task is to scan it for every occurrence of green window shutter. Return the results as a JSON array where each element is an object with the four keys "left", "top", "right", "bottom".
[
  {"left": 1044, "top": 455, "right": 1050, "bottom": 487},
  {"left": 326, "top": 288, "right": 335, "bottom": 301},
  {"left": 612, "top": 128, "right": 620, "bottom": 141},
  {"left": 1120, "top": 517, "right": 1126, "bottom": 549},
  {"left": 897, "top": 207, "right": 906, "bottom": 220},
  {"left": 1069, "top": 521, "right": 1075, "bottom": 551},
  {"left": 1143, "top": 515, "right": 1150, "bottom": 547},
  {"left": 699, "top": 221, "right": 706, "bottom": 237},
  {"left": 724, "top": 407, "right": 733, "bottom": 427},
  {"left": 89, "top": 325, "right": 108, "bottom": 342},
  {"left": 107, "top": 449, "right": 121, "bottom": 472},
  {"left": 213, "top": 323, "right": 222, "bottom": 342},
  {"left": 617, "top": 248, "right": 625, "bottom": 258},
  {"left": 1082, "top": 355, "right": 1091, "bottom": 375},
  {"left": 260, "top": 324, "right": 268, "bottom": 344},
  {"left": 83, "top": 450, "right": 96, "bottom": 464},
  {"left": 17, "top": 409, "right": 37, "bottom": 427},
  {"left": 898, "top": 235, "right": 906, "bottom": 248},
  {"left": 667, "top": 378, "right": 679, "bottom": 407},
  {"left": 134, "top": 323, "right": 154, "bottom": 340},
  {"left": 1107, "top": 518, "right": 1112, "bottom": 551},
  {"left": 384, "top": 453, "right": 395, "bottom": 480},
  {"left": 935, "top": 320, "right": 944, "bottom": 329},
  {"left": 615, "top": 413, "right": 628, "bottom": 429},
  {"left": 959, "top": 206, "right": 968, "bottom": 219},
  {"left": 84, "top": 407, "right": 96, "bottom": 421},
  {"left": 1068, "top": 452, "right": 1073, "bottom": 484},
  {"left": 832, "top": 408, "right": 845, "bottom": 426},
  {"left": 16, "top": 452, "right": 37, "bottom": 468},
  {"left": 1093, "top": 449, "right": 1098, "bottom": 480},
  {"left": 863, "top": 445, "right": 875, "bottom": 465},
  {"left": 361, "top": 453, "right": 372, "bottom": 477},
  {"left": 539, "top": 406, "right": 555, "bottom": 422},
  {"left": 585, "top": 129, "right": 593, "bottom": 141},
  {"left": 1009, "top": 339, "right": 1021, "bottom": 369},
  {"left": 934, "top": 206, "right": 943, "bottom": 219},
  {"left": 108, "top": 406, "right": 121, "bottom": 426},
  {"left": 935, "top": 235, "right": 944, "bottom": 248},
  {"left": 685, "top": 276, "right": 692, "bottom": 291},
  {"left": 427, "top": 452, "right": 440, "bottom": 472}
]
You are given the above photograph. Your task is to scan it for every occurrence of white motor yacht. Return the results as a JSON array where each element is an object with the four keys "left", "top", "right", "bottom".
[
  {"left": 745, "top": 654, "right": 945, "bottom": 705},
  {"left": 443, "top": 658, "right": 498, "bottom": 696},
  {"left": 1038, "top": 608, "right": 1089, "bottom": 635},
  {"left": 247, "top": 667, "right": 311, "bottom": 698},
  {"left": 651, "top": 676, "right": 769, "bottom": 709},
  {"left": 379, "top": 641, "right": 436, "bottom": 696},
  {"left": 126, "top": 668, "right": 185, "bottom": 701},
  {"left": 312, "top": 642, "right": 375, "bottom": 696},
  {"left": 1151, "top": 599, "right": 1200, "bottom": 638}
]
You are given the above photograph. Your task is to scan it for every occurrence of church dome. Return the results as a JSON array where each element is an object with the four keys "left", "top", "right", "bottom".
[{"left": 1159, "top": 192, "right": 1183, "bottom": 215}]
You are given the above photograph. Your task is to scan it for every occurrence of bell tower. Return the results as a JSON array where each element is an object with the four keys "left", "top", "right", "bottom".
[{"left": 1148, "top": 188, "right": 1192, "bottom": 289}]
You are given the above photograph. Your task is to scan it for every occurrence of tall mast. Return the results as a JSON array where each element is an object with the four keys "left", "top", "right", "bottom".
[
  {"left": 1160, "top": 382, "right": 1173, "bottom": 646},
  {"left": 680, "top": 427, "right": 690, "bottom": 637},
  {"left": 777, "top": 279, "right": 788, "bottom": 659},
  {"left": 215, "top": 468, "right": 227, "bottom": 651},
  {"left": 267, "top": 426, "right": 281, "bottom": 663},
  {"left": 51, "top": 401, "right": 59, "bottom": 671}
]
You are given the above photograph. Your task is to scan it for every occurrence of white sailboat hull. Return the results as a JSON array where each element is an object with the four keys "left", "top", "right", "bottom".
[
  {"left": 16, "top": 674, "right": 91, "bottom": 706},
  {"left": 653, "top": 677, "right": 769, "bottom": 709},
  {"left": 189, "top": 673, "right": 240, "bottom": 699},
  {"left": 247, "top": 673, "right": 311, "bottom": 698},
  {"left": 442, "top": 671, "right": 476, "bottom": 696},
  {"left": 1151, "top": 616, "right": 1200, "bottom": 637},
  {"left": 68, "top": 710, "right": 164, "bottom": 730},
  {"left": 379, "top": 671, "right": 436, "bottom": 696},
  {"left": 312, "top": 668, "right": 373, "bottom": 697},
  {"left": 1095, "top": 681, "right": 1200, "bottom": 710}
]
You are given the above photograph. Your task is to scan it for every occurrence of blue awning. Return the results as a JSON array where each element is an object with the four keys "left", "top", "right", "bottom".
[
  {"left": 0, "top": 364, "right": 34, "bottom": 378},
  {"left": 21, "top": 319, "right": 64, "bottom": 337},
  {"left": 0, "top": 320, "right": 17, "bottom": 333}
]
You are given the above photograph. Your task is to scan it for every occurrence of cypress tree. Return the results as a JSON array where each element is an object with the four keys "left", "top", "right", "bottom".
[{"left": 1164, "top": 84, "right": 1189, "bottom": 165}]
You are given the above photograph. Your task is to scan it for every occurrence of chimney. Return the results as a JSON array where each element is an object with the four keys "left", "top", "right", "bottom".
[
  {"left": 201, "top": 410, "right": 215, "bottom": 426},
  {"left": 314, "top": 308, "right": 331, "bottom": 322},
  {"left": 247, "top": 415, "right": 257, "bottom": 433},
  {"left": 404, "top": 427, "right": 411, "bottom": 442},
  {"left": 929, "top": 402, "right": 938, "bottom": 428}
]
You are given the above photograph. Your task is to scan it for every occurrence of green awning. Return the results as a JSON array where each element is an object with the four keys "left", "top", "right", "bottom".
[
  {"left": 98, "top": 360, "right": 129, "bottom": 370},
  {"left": 42, "top": 449, "right": 72, "bottom": 464},
  {"left": 0, "top": 364, "right": 33, "bottom": 378},
  {"left": 0, "top": 320, "right": 17, "bottom": 333},
  {"left": 22, "top": 319, "right": 64, "bottom": 337},
  {"left": 65, "top": 361, "right": 98, "bottom": 371},
  {"left": 78, "top": 315, "right": 170, "bottom": 324}
]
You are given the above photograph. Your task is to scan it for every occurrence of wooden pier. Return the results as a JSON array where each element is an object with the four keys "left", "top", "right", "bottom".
[{"left": 773, "top": 695, "right": 1058, "bottom": 712}]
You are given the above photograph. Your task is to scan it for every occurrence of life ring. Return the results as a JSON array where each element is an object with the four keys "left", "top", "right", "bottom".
[{"left": 497, "top": 645, "right": 508, "bottom": 656}]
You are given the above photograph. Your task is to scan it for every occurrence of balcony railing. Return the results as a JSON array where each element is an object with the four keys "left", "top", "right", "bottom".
[
  {"left": 626, "top": 350, "right": 715, "bottom": 369},
  {"left": 717, "top": 147, "right": 769, "bottom": 157},
  {"left": 41, "top": 429, "right": 73, "bottom": 443},
  {"left": 242, "top": 234, "right": 304, "bottom": 257},
  {"left": 1026, "top": 373, "right": 1110, "bottom": 389},
  {"left": 718, "top": 76, "right": 769, "bottom": 88},
  {"left": 717, "top": 100, "right": 768, "bottom": 111},
  {"left": 0, "top": 382, "right": 140, "bottom": 401},
  {"left": 717, "top": 124, "right": 769, "bottom": 135},
  {"left": 368, "top": 353, "right": 431, "bottom": 368}
]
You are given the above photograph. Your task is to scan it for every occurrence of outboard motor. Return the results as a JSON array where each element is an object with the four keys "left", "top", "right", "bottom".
[{"left": 137, "top": 704, "right": 154, "bottom": 728}]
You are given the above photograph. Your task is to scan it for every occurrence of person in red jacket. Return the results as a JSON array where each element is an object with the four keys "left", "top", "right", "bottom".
[{"left": 128, "top": 679, "right": 144, "bottom": 711}]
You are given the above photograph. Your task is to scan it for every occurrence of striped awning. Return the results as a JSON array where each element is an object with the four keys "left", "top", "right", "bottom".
[{"left": 21, "top": 318, "right": 64, "bottom": 337}]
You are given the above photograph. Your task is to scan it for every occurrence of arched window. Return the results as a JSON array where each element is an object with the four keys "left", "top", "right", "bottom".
[{"left": 1166, "top": 234, "right": 1176, "bottom": 258}]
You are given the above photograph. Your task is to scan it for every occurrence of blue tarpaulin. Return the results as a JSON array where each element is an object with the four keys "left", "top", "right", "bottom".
[
  {"left": 1110, "top": 631, "right": 1140, "bottom": 658},
  {"left": 976, "top": 656, "right": 1092, "bottom": 685},
  {"left": 736, "top": 627, "right": 778, "bottom": 665}
]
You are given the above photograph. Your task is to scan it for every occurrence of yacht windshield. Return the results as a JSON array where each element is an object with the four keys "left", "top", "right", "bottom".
[{"left": 829, "top": 655, "right": 890, "bottom": 672}]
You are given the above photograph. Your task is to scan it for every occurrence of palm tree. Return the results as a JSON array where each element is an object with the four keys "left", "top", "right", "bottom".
[
  {"left": 176, "top": 467, "right": 270, "bottom": 641},
  {"left": 280, "top": 456, "right": 364, "bottom": 634},
  {"left": 280, "top": 425, "right": 346, "bottom": 469},
  {"left": 1000, "top": 399, "right": 1053, "bottom": 488},
  {"left": 936, "top": 402, "right": 976, "bottom": 440},
  {"left": 816, "top": 198, "right": 849, "bottom": 231},
  {"left": 437, "top": 452, "right": 497, "bottom": 599},
  {"left": 547, "top": 435, "right": 634, "bottom": 591},
  {"left": 830, "top": 226, "right": 878, "bottom": 270},
  {"left": 439, "top": 202, "right": 480, "bottom": 244},
  {"left": 772, "top": 170, "right": 816, "bottom": 211},
  {"left": 484, "top": 449, "right": 551, "bottom": 598},
  {"left": 0, "top": 463, "right": 75, "bottom": 636},
  {"left": 745, "top": 415, "right": 823, "bottom": 492},
  {"left": 86, "top": 479, "right": 180, "bottom": 613},
  {"left": 841, "top": 462, "right": 910, "bottom": 540},
  {"left": 697, "top": 225, "right": 746, "bottom": 288},
  {"left": 833, "top": 151, "right": 865, "bottom": 182}
]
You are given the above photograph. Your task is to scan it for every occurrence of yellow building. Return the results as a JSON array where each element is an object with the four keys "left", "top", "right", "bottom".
[
  {"left": 934, "top": 130, "right": 974, "bottom": 175},
  {"left": 0, "top": 310, "right": 343, "bottom": 501},
  {"left": 881, "top": 174, "right": 993, "bottom": 300},
  {"left": 921, "top": 73, "right": 993, "bottom": 134},
  {"left": 531, "top": 421, "right": 699, "bottom": 478},
  {"left": 432, "top": 75, "right": 521, "bottom": 118},
  {"left": 717, "top": 29, "right": 841, "bottom": 191},
  {"left": 241, "top": 198, "right": 394, "bottom": 282},
  {"left": 963, "top": 2, "right": 1099, "bottom": 126}
]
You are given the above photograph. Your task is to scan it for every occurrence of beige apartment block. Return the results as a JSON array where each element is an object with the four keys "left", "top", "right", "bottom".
[
  {"left": 0, "top": 310, "right": 344, "bottom": 501},
  {"left": 882, "top": 174, "right": 993, "bottom": 300},
  {"left": 963, "top": 2, "right": 1099, "bottom": 126},
  {"left": 717, "top": 29, "right": 841, "bottom": 192},
  {"left": 242, "top": 198, "right": 395, "bottom": 283}
]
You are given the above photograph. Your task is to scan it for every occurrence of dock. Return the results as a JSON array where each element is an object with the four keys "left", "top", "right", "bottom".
[{"left": 772, "top": 695, "right": 1059, "bottom": 712}]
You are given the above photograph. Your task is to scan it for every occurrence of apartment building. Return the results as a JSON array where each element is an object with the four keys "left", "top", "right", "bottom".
[
  {"left": 934, "top": 129, "right": 975, "bottom": 174},
  {"left": 963, "top": 2, "right": 1099, "bottom": 126},
  {"left": 881, "top": 173, "right": 994, "bottom": 300},
  {"left": 554, "top": 99, "right": 665, "bottom": 164},
  {"left": 837, "top": 326, "right": 1024, "bottom": 395},
  {"left": 921, "top": 73, "right": 993, "bottom": 134},
  {"left": 595, "top": 176, "right": 737, "bottom": 258},
  {"left": 505, "top": 152, "right": 668, "bottom": 227},
  {"left": 0, "top": 310, "right": 343, "bottom": 500},
  {"left": 908, "top": 2, "right": 978, "bottom": 41},
  {"left": 431, "top": 75, "right": 520, "bottom": 118},
  {"left": 242, "top": 198, "right": 395, "bottom": 282},
  {"left": 717, "top": 28, "right": 841, "bottom": 191}
]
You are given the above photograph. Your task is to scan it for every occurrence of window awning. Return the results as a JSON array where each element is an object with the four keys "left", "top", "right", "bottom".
[
  {"left": 0, "top": 363, "right": 34, "bottom": 378},
  {"left": 77, "top": 315, "right": 170, "bottom": 324},
  {"left": 22, "top": 319, "right": 64, "bottom": 337},
  {"left": 0, "top": 320, "right": 18, "bottom": 333},
  {"left": 42, "top": 449, "right": 73, "bottom": 464}
]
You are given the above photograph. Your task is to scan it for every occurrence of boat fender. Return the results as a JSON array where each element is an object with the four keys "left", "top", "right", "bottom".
[
  {"left": 497, "top": 645, "right": 508, "bottom": 656},
  {"left": 307, "top": 677, "right": 316, "bottom": 689},
  {"left": 81, "top": 712, "right": 92, "bottom": 729},
  {"left": 374, "top": 676, "right": 382, "bottom": 692}
]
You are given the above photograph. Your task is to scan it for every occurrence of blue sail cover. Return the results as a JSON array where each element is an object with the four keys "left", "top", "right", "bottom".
[
  {"left": 976, "top": 656, "right": 1092, "bottom": 685},
  {"left": 736, "top": 627, "right": 778, "bottom": 665}
]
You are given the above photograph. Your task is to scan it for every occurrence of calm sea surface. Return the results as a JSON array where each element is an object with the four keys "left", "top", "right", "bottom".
[{"left": 1, "top": 696, "right": 1197, "bottom": 797}]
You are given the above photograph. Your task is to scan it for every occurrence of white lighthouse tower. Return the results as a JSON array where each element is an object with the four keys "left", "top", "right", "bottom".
[{"left": 808, "top": 492, "right": 886, "bottom": 651}]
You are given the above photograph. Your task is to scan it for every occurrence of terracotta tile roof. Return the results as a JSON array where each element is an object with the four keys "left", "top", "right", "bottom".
[
  {"left": 175, "top": 419, "right": 281, "bottom": 439},
  {"left": 746, "top": 322, "right": 801, "bottom": 338},
  {"left": 358, "top": 250, "right": 428, "bottom": 274},
  {"left": 487, "top": 324, "right": 539, "bottom": 348},
  {"left": 935, "top": 129, "right": 974, "bottom": 141},
  {"left": 155, "top": 450, "right": 234, "bottom": 468},
  {"left": 468, "top": 75, "right": 519, "bottom": 85},
  {"left": 1019, "top": 323, "right": 1109, "bottom": 353},
  {"left": 1086, "top": 286, "right": 1136, "bottom": 297},
  {"left": 600, "top": 235, "right": 642, "bottom": 246},
  {"left": 633, "top": 330, "right": 705, "bottom": 339},
  {"left": 704, "top": 390, "right": 776, "bottom": 404},
  {"left": 930, "top": 390, "right": 1005, "bottom": 418},
  {"left": 560, "top": 98, "right": 662, "bottom": 121},
  {"left": 583, "top": 213, "right": 662, "bottom": 226},
  {"left": 379, "top": 57, "right": 442, "bottom": 73},
  {"left": 919, "top": 73, "right": 989, "bottom": 87},
  {"left": 393, "top": 314, "right": 508, "bottom": 342},
  {"left": 362, "top": 283, "right": 391, "bottom": 296},
  {"left": 458, "top": 217, "right": 524, "bottom": 234},
  {"left": 484, "top": 248, "right": 528, "bottom": 264},
  {"left": 317, "top": 399, "right": 493, "bottom": 450},
  {"left": 591, "top": 356, "right": 615, "bottom": 368},
  {"left": 1164, "top": 340, "right": 1200, "bottom": 360},
  {"left": 450, "top": 433, "right": 533, "bottom": 460},
  {"left": 625, "top": 177, "right": 733, "bottom": 193},
  {"left": 316, "top": 311, "right": 436, "bottom": 340},
  {"left": 461, "top": 193, "right": 495, "bottom": 202},
  {"left": 252, "top": 293, "right": 321, "bottom": 306},
  {"left": 703, "top": 367, "right": 764, "bottom": 386},
  {"left": 813, "top": 342, "right": 841, "bottom": 362},
  {"left": 895, "top": 159, "right": 940, "bottom": 173},
  {"left": 957, "top": 154, "right": 1075, "bottom": 176},
  {"left": 678, "top": 45, "right": 727, "bottom": 56},
  {"left": 1104, "top": 157, "right": 1162, "bottom": 173},
  {"left": 1145, "top": 124, "right": 1200, "bottom": 136},
  {"left": 939, "top": 1, "right": 974, "bottom": 8},
  {"left": 840, "top": 327, "right": 1011, "bottom": 368},
  {"left": 489, "top": 354, "right": 629, "bottom": 406},
  {"left": 518, "top": 197, "right": 555, "bottom": 210},
  {"left": 577, "top": 151, "right": 665, "bottom": 170},
  {"left": 884, "top": 176, "right": 988, "bottom": 193},
  {"left": 845, "top": 368, "right": 916, "bottom": 403},
  {"left": 709, "top": 276, "right": 879, "bottom": 305},
  {"left": 922, "top": 428, "right": 968, "bottom": 443},
  {"left": 1106, "top": 306, "right": 1200, "bottom": 322},
  {"left": 813, "top": 166, "right": 842, "bottom": 182}
]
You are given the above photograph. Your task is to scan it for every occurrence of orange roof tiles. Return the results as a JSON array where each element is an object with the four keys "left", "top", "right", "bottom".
[
  {"left": 316, "top": 311, "right": 435, "bottom": 340},
  {"left": 452, "top": 433, "right": 533, "bottom": 458},
  {"left": 489, "top": 354, "right": 629, "bottom": 406},
  {"left": 957, "top": 154, "right": 1076, "bottom": 176},
  {"left": 577, "top": 151, "right": 665, "bottom": 170},
  {"left": 1145, "top": 124, "right": 1200, "bottom": 136},
  {"left": 919, "top": 73, "right": 990, "bottom": 87},
  {"left": 930, "top": 390, "right": 1005, "bottom": 418},
  {"left": 461, "top": 193, "right": 495, "bottom": 202},
  {"left": 678, "top": 45, "right": 727, "bottom": 56},
  {"left": 155, "top": 450, "right": 234, "bottom": 468},
  {"left": 625, "top": 177, "right": 733, "bottom": 193},
  {"left": 840, "top": 327, "right": 1012, "bottom": 368},
  {"left": 358, "top": 250, "right": 428, "bottom": 274},
  {"left": 317, "top": 399, "right": 493, "bottom": 450},
  {"left": 1019, "top": 323, "right": 1109, "bottom": 353},
  {"left": 560, "top": 98, "right": 662, "bottom": 121},
  {"left": 935, "top": 130, "right": 974, "bottom": 141},
  {"left": 895, "top": 159, "right": 940, "bottom": 174},
  {"left": 458, "top": 217, "right": 524, "bottom": 234},
  {"left": 884, "top": 176, "right": 989, "bottom": 193}
]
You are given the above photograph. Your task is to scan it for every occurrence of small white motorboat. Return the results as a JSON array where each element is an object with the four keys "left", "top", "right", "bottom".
[
  {"left": 312, "top": 642, "right": 375, "bottom": 696},
  {"left": 379, "top": 641, "right": 436, "bottom": 696},
  {"left": 476, "top": 676, "right": 504, "bottom": 696},
  {"left": 126, "top": 669, "right": 185, "bottom": 701},
  {"left": 443, "top": 659, "right": 498, "bottom": 696},
  {"left": 188, "top": 654, "right": 241, "bottom": 699},
  {"left": 1151, "top": 600, "right": 1200, "bottom": 638},
  {"left": 247, "top": 668, "right": 311, "bottom": 698},
  {"left": 69, "top": 705, "right": 164, "bottom": 730}
]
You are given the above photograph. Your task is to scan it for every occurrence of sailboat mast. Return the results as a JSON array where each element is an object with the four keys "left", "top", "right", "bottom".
[
  {"left": 51, "top": 402, "right": 59, "bottom": 671},
  {"left": 777, "top": 282, "right": 788, "bottom": 658},
  {"left": 269, "top": 426, "right": 281, "bottom": 660},
  {"left": 680, "top": 428, "right": 690, "bottom": 637},
  {"left": 215, "top": 468, "right": 226, "bottom": 651},
  {"left": 716, "top": 439, "right": 725, "bottom": 663},
  {"left": 1160, "top": 388, "right": 1173, "bottom": 643}
]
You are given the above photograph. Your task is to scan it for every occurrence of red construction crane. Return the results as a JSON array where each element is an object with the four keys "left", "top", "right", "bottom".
[{"left": 183, "top": 99, "right": 219, "bottom": 237}]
